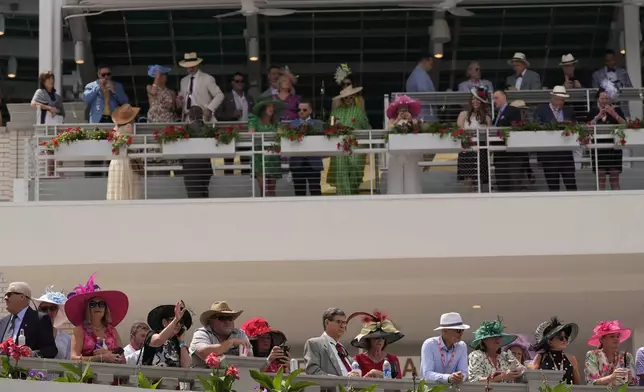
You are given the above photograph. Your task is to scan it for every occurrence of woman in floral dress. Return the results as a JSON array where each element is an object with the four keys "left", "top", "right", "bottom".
[
  {"left": 146, "top": 65, "right": 177, "bottom": 123},
  {"left": 585, "top": 320, "right": 636, "bottom": 386},
  {"left": 468, "top": 317, "right": 525, "bottom": 383},
  {"left": 249, "top": 99, "right": 284, "bottom": 197},
  {"left": 328, "top": 84, "right": 371, "bottom": 195}
]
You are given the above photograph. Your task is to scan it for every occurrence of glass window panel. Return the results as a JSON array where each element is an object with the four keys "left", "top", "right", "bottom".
[
  {"left": 126, "top": 22, "right": 171, "bottom": 37},
  {"left": 175, "top": 39, "right": 221, "bottom": 54},
  {"left": 314, "top": 36, "right": 361, "bottom": 52}
]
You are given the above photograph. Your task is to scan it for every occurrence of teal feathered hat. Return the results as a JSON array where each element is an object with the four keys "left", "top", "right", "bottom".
[{"left": 471, "top": 316, "right": 517, "bottom": 349}]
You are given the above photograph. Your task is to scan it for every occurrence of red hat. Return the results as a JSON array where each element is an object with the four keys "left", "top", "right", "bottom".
[
  {"left": 64, "top": 273, "right": 129, "bottom": 327},
  {"left": 240, "top": 317, "right": 286, "bottom": 345}
]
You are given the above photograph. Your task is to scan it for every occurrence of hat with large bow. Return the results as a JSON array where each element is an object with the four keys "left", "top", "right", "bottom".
[
  {"left": 349, "top": 310, "right": 404, "bottom": 349},
  {"left": 471, "top": 316, "right": 517, "bottom": 349}
]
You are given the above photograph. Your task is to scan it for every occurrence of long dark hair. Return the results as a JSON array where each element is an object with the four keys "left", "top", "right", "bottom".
[{"left": 466, "top": 97, "right": 489, "bottom": 124}]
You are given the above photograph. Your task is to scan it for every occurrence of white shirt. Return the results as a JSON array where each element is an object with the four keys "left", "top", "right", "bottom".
[
  {"left": 606, "top": 67, "right": 618, "bottom": 82},
  {"left": 515, "top": 69, "right": 526, "bottom": 90},
  {"left": 232, "top": 90, "right": 249, "bottom": 121},
  {"left": 124, "top": 344, "right": 142, "bottom": 365},
  {"left": 324, "top": 332, "right": 348, "bottom": 376}
]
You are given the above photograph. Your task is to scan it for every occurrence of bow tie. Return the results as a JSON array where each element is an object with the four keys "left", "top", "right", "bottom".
[{"left": 607, "top": 68, "right": 616, "bottom": 73}]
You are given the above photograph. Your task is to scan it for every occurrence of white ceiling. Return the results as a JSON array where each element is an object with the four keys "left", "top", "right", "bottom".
[{"left": 5, "top": 253, "right": 644, "bottom": 354}]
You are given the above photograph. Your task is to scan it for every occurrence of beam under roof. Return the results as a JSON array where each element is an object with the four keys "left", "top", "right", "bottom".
[{"left": 0, "top": 38, "right": 74, "bottom": 60}]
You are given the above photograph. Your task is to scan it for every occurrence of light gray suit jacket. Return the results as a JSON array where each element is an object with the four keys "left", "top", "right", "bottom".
[
  {"left": 505, "top": 69, "right": 542, "bottom": 90},
  {"left": 303, "top": 334, "right": 345, "bottom": 376}
]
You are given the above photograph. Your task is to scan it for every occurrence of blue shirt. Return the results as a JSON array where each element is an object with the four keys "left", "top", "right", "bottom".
[
  {"left": 406, "top": 65, "right": 436, "bottom": 121},
  {"left": 83, "top": 80, "right": 129, "bottom": 123},
  {"left": 421, "top": 336, "right": 468, "bottom": 383}
]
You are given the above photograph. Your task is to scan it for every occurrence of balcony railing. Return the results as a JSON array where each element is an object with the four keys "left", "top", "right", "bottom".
[{"left": 1, "top": 357, "right": 627, "bottom": 392}]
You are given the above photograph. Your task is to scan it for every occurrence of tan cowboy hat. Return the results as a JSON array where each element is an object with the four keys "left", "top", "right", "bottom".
[
  {"left": 199, "top": 301, "right": 243, "bottom": 326},
  {"left": 559, "top": 54, "right": 578, "bottom": 66},
  {"left": 333, "top": 85, "right": 363, "bottom": 101},
  {"left": 111, "top": 104, "right": 140, "bottom": 125},
  {"left": 510, "top": 100, "right": 527, "bottom": 109},
  {"left": 507, "top": 52, "right": 530, "bottom": 67},
  {"left": 179, "top": 52, "right": 203, "bottom": 68},
  {"left": 550, "top": 85, "right": 570, "bottom": 98}
]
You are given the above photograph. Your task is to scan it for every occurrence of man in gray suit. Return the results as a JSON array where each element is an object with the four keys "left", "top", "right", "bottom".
[
  {"left": 505, "top": 52, "right": 542, "bottom": 91},
  {"left": 303, "top": 308, "right": 360, "bottom": 377}
]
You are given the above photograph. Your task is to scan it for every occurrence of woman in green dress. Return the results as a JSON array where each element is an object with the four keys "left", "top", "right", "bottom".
[
  {"left": 328, "top": 85, "right": 371, "bottom": 195},
  {"left": 249, "top": 99, "right": 284, "bottom": 197}
]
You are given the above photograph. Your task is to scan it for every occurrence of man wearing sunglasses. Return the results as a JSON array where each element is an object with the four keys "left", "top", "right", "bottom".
[
  {"left": 288, "top": 100, "right": 324, "bottom": 196},
  {"left": 0, "top": 282, "right": 57, "bottom": 358},
  {"left": 217, "top": 73, "right": 254, "bottom": 175},
  {"left": 421, "top": 312, "right": 470, "bottom": 384}
]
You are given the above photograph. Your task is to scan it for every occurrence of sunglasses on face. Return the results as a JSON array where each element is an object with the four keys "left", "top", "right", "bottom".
[
  {"left": 233, "top": 79, "right": 244, "bottom": 83},
  {"left": 554, "top": 335, "right": 567, "bottom": 342},
  {"left": 89, "top": 301, "right": 106, "bottom": 309},
  {"left": 39, "top": 306, "right": 59, "bottom": 312},
  {"left": 214, "top": 316, "right": 234, "bottom": 322},
  {"left": 5, "top": 292, "right": 23, "bottom": 298}
]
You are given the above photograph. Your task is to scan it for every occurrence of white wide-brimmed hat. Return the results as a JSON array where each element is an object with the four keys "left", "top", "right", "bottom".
[
  {"left": 179, "top": 52, "right": 203, "bottom": 68},
  {"left": 550, "top": 85, "right": 570, "bottom": 98},
  {"left": 507, "top": 52, "right": 530, "bottom": 67},
  {"left": 434, "top": 312, "right": 470, "bottom": 331},
  {"left": 559, "top": 54, "right": 578, "bottom": 66},
  {"left": 33, "top": 286, "right": 69, "bottom": 329}
]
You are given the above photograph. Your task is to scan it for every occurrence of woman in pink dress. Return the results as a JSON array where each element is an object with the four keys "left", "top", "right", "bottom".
[{"left": 65, "top": 274, "right": 129, "bottom": 363}]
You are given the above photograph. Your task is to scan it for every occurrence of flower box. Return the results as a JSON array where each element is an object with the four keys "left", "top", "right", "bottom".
[
  {"left": 161, "top": 138, "right": 235, "bottom": 158},
  {"left": 54, "top": 140, "right": 123, "bottom": 161},
  {"left": 279, "top": 135, "right": 347, "bottom": 156},
  {"left": 388, "top": 133, "right": 462, "bottom": 154},
  {"left": 506, "top": 131, "right": 579, "bottom": 152},
  {"left": 614, "top": 128, "right": 644, "bottom": 147}
]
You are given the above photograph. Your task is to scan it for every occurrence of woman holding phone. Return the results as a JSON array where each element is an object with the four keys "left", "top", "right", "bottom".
[
  {"left": 585, "top": 320, "right": 636, "bottom": 386},
  {"left": 140, "top": 301, "right": 192, "bottom": 368},
  {"left": 240, "top": 318, "right": 291, "bottom": 373}
]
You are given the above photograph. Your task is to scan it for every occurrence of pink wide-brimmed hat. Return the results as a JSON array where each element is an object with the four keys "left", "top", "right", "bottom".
[
  {"left": 64, "top": 273, "right": 129, "bottom": 327},
  {"left": 587, "top": 320, "right": 631, "bottom": 347},
  {"left": 386, "top": 95, "right": 421, "bottom": 120}
]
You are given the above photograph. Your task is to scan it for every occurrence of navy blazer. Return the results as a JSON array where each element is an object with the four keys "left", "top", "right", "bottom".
[
  {"left": 287, "top": 118, "right": 324, "bottom": 172},
  {"left": 0, "top": 307, "right": 57, "bottom": 358},
  {"left": 533, "top": 104, "right": 576, "bottom": 124}
]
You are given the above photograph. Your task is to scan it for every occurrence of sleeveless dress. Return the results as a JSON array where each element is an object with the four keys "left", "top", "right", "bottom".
[
  {"left": 457, "top": 113, "right": 489, "bottom": 185},
  {"left": 147, "top": 87, "right": 177, "bottom": 123},
  {"left": 106, "top": 126, "right": 140, "bottom": 200},
  {"left": 81, "top": 324, "right": 119, "bottom": 356},
  {"left": 540, "top": 350, "right": 574, "bottom": 384}
]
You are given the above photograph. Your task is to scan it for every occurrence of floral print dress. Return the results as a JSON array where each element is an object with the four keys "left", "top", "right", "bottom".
[
  {"left": 147, "top": 87, "right": 176, "bottom": 123},
  {"left": 585, "top": 350, "right": 636, "bottom": 385},
  {"left": 468, "top": 350, "right": 521, "bottom": 382},
  {"left": 327, "top": 104, "right": 371, "bottom": 195}
]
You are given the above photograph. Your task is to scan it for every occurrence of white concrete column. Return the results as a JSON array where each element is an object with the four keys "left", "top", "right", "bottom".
[
  {"left": 53, "top": 0, "right": 63, "bottom": 93},
  {"left": 624, "top": 3, "right": 642, "bottom": 119},
  {"left": 38, "top": 0, "right": 63, "bottom": 92}
]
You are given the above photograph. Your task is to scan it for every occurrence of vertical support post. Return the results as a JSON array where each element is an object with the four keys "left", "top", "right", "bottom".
[
  {"left": 38, "top": 0, "right": 54, "bottom": 76},
  {"left": 624, "top": 3, "right": 642, "bottom": 119},
  {"left": 52, "top": 0, "right": 63, "bottom": 93}
]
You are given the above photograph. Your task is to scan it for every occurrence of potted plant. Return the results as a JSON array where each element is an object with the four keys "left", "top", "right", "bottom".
[
  {"left": 275, "top": 123, "right": 322, "bottom": 155},
  {"left": 250, "top": 368, "right": 318, "bottom": 392},
  {"left": 52, "top": 361, "right": 93, "bottom": 383},
  {"left": 505, "top": 121, "right": 587, "bottom": 151},
  {"left": 323, "top": 122, "right": 359, "bottom": 155},
  {"left": 42, "top": 127, "right": 132, "bottom": 160},
  {"left": 137, "top": 371, "right": 163, "bottom": 389},
  {"left": 387, "top": 121, "right": 466, "bottom": 153},
  {"left": 156, "top": 124, "right": 238, "bottom": 158},
  {"left": 197, "top": 353, "right": 240, "bottom": 392},
  {"left": 0, "top": 338, "right": 30, "bottom": 379},
  {"left": 614, "top": 118, "right": 644, "bottom": 147}
]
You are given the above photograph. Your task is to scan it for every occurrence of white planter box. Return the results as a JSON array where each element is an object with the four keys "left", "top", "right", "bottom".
[
  {"left": 161, "top": 138, "right": 235, "bottom": 158},
  {"left": 55, "top": 140, "right": 122, "bottom": 161},
  {"left": 388, "top": 133, "right": 462, "bottom": 154},
  {"left": 506, "top": 131, "right": 579, "bottom": 152},
  {"left": 614, "top": 128, "right": 644, "bottom": 147},
  {"left": 280, "top": 135, "right": 345, "bottom": 156}
]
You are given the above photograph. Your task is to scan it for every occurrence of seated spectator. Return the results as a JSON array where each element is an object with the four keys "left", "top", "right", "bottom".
[
  {"left": 458, "top": 61, "right": 494, "bottom": 93},
  {"left": 123, "top": 322, "right": 149, "bottom": 364},
  {"left": 559, "top": 54, "right": 590, "bottom": 89},
  {"left": 468, "top": 317, "right": 525, "bottom": 382},
  {"left": 530, "top": 317, "right": 580, "bottom": 384},
  {"left": 505, "top": 53, "right": 541, "bottom": 91},
  {"left": 32, "top": 71, "right": 65, "bottom": 125},
  {"left": 33, "top": 286, "right": 71, "bottom": 359},
  {"left": 189, "top": 301, "right": 251, "bottom": 368},
  {"left": 303, "top": 307, "right": 360, "bottom": 377},
  {"left": 140, "top": 301, "right": 191, "bottom": 367},
  {"left": 421, "top": 312, "right": 469, "bottom": 384},
  {"left": 65, "top": 274, "right": 128, "bottom": 363},
  {"left": 386, "top": 95, "right": 424, "bottom": 195},
  {"left": 503, "top": 333, "right": 534, "bottom": 367},
  {"left": 585, "top": 320, "right": 636, "bottom": 386},
  {"left": 241, "top": 317, "right": 290, "bottom": 373},
  {"left": 1, "top": 282, "right": 57, "bottom": 358},
  {"left": 350, "top": 310, "right": 404, "bottom": 378}
]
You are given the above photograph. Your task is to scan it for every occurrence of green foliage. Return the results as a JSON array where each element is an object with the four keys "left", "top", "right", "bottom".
[
  {"left": 138, "top": 371, "right": 163, "bottom": 389},
  {"left": 339, "top": 384, "right": 381, "bottom": 392},
  {"left": 52, "top": 362, "right": 93, "bottom": 383},
  {"left": 406, "top": 379, "right": 450, "bottom": 392},
  {"left": 250, "top": 368, "right": 318, "bottom": 392}
]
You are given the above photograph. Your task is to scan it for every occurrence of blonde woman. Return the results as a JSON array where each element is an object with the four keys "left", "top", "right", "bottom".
[{"left": 106, "top": 104, "right": 141, "bottom": 200}]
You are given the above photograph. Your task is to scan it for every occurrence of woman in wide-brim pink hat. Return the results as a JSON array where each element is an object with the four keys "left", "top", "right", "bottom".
[
  {"left": 386, "top": 95, "right": 424, "bottom": 195},
  {"left": 65, "top": 274, "right": 129, "bottom": 364},
  {"left": 584, "top": 320, "right": 636, "bottom": 386}
]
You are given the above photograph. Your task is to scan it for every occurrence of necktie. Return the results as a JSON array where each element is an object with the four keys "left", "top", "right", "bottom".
[
  {"left": 186, "top": 76, "right": 195, "bottom": 109},
  {"left": 4, "top": 315, "right": 16, "bottom": 341},
  {"left": 335, "top": 342, "right": 352, "bottom": 372}
]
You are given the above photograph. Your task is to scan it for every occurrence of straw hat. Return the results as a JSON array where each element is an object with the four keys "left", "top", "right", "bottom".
[
  {"left": 559, "top": 54, "right": 578, "bottom": 66},
  {"left": 508, "top": 52, "right": 530, "bottom": 67},
  {"left": 112, "top": 104, "right": 140, "bottom": 125},
  {"left": 333, "top": 85, "right": 363, "bottom": 101},
  {"left": 434, "top": 312, "right": 470, "bottom": 331},
  {"left": 510, "top": 100, "right": 527, "bottom": 109},
  {"left": 550, "top": 86, "right": 570, "bottom": 98},
  {"left": 199, "top": 301, "right": 243, "bottom": 327},
  {"left": 179, "top": 52, "right": 203, "bottom": 68}
]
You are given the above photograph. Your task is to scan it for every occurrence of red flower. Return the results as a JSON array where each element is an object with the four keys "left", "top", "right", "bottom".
[
  {"left": 153, "top": 131, "right": 159, "bottom": 137},
  {"left": 53, "top": 140, "right": 59, "bottom": 147},
  {"left": 336, "top": 143, "right": 341, "bottom": 149},
  {"left": 127, "top": 137, "right": 133, "bottom": 145},
  {"left": 225, "top": 365, "right": 240, "bottom": 380},
  {"left": 111, "top": 148, "right": 117, "bottom": 153},
  {"left": 183, "top": 133, "right": 190, "bottom": 139},
  {"left": 205, "top": 353, "right": 221, "bottom": 369},
  {"left": 563, "top": 132, "right": 570, "bottom": 137},
  {"left": 289, "top": 137, "right": 295, "bottom": 142},
  {"left": 621, "top": 139, "right": 626, "bottom": 145},
  {"left": 0, "top": 338, "right": 15, "bottom": 355},
  {"left": 41, "top": 142, "right": 47, "bottom": 146}
]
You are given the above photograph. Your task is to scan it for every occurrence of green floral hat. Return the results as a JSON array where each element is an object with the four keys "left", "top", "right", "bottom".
[
  {"left": 470, "top": 316, "right": 517, "bottom": 349},
  {"left": 251, "top": 99, "right": 284, "bottom": 117}
]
